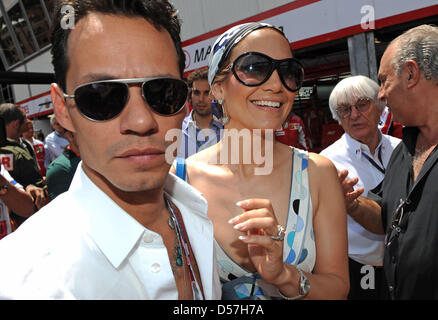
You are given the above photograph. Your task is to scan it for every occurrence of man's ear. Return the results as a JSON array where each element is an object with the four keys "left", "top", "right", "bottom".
[
  {"left": 405, "top": 60, "right": 420, "bottom": 88},
  {"left": 51, "top": 83, "right": 75, "bottom": 133},
  {"left": 10, "top": 119, "right": 20, "bottom": 132}
]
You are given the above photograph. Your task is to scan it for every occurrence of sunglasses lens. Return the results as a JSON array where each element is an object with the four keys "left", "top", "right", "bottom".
[
  {"left": 233, "top": 53, "right": 304, "bottom": 91},
  {"left": 233, "top": 54, "right": 271, "bottom": 85},
  {"left": 279, "top": 60, "right": 304, "bottom": 91},
  {"left": 72, "top": 78, "right": 187, "bottom": 121},
  {"left": 143, "top": 78, "right": 188, "bottom": 115},
  {"left": 75, "top": 82, "right": 127, "bottom": 121}
]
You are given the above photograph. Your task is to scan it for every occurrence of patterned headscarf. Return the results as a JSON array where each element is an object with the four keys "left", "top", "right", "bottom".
[{"left": 207, "top": 22, "right": 285, "bottom": 86}]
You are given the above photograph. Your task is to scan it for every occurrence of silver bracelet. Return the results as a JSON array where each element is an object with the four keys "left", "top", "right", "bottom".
[{"left": 277, "top": 268, "right": 310, "bottom": 300}]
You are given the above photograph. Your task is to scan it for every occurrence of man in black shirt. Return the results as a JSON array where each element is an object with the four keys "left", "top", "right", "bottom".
[
  {"left": 339, "top": 24, "right": 438, "bottom": 299},
  {"left": 0, "top": 104, "right": 47, "bottom": 212}
]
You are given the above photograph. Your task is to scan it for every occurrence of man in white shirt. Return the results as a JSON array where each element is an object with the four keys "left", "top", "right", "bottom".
[
  {"left": 44, "top": 114, "right": 69, "bottom": 168},
  {"left": 320, "top": 75, "right": 400, "bottom": 299},
  {"left": 0, "top": 0, "right": 220, "bottom": 300}
]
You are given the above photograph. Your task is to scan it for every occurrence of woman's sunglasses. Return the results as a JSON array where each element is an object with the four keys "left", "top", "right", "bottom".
[
  {"left": 63, "top": 77, "right": 188, "bottom": 122},
  {"left": 224, "top": 52, "right": 304, "bottom": 92}
]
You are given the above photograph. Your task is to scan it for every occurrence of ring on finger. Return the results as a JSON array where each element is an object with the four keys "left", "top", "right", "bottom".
[{"left": 270, "top": 225, "right": 286, "bottom": 241}]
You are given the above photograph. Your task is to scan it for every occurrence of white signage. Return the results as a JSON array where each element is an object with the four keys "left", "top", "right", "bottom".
[
  {"left": 182, "top": 0, "right": 438, "bottom": 74},
  {"left": 16, "top": 91, "right": 53, "bottom": 118}
]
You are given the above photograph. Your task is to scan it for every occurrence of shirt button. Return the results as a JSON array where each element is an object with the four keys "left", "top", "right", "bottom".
[
  {"left": 150, "top": 263, "right": 161, "bottom": 273},
  {"left": 143, "top": 233, "right": 154, "bottom": 243},
  {"left": 391, "top": 256, "right": 396, "bottom": 264},
  {"left": 388, "top": 285, "right": 394, "bottom": 292}
]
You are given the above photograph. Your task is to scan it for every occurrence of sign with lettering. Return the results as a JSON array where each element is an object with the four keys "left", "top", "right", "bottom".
[
  {"left": 16, "top": 91, "right": 53, "bottom": 118},
  {"left": 0, "top": 154, "right": 14, "bottom": 171},
  {"left": 182, "top": 0, "right": 438, "bottom": 75}
]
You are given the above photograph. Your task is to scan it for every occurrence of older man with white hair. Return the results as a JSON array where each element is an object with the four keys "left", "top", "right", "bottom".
[
  {"left": 320, "top": 75, "right": 400, "bottom": 299},
  {"left": 340, "top": 24, "right": 438, "bottom": 299}
]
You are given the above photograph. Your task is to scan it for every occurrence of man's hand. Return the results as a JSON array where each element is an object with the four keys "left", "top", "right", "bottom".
[
  {"left": 25, "top": 185, "right": 46, "bottom": 210},
  {"left": 338, "top": 169, "right": 364, "bottom": 212}
]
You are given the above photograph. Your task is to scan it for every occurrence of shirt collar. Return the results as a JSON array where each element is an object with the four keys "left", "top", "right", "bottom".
[
  {"left": 68, "top": 163, "right": 210, "bottom": 270},
  {"left": 402, "top": 126, "right": 419, "bottom": 156},
  {"left": 69, "top": 164, "right": 146, "bottom": 269},
  {"left": 182, "top": 110, "right": 223, "bottom": 132},
  {"left": 344, "top": 132, "right": 383, "bottom": 159}
]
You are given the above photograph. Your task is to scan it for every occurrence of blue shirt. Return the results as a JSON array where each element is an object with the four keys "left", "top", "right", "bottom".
[{"left": 178, "top": 110, "right": 223, "bottom": 158}]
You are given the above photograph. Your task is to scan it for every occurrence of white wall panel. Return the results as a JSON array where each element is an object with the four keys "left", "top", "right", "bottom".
[
  {"left": 12, "top": 50, "right": 52, "bottom": 103},
  {"left": 256, "top": 0, "right": 295, "bottom": 12},
  {"left": 172, "top": 0, "right": 206, "bottom": 41},
  {"left": 171, "top": 0, "right": 291, "bottom": 41}
]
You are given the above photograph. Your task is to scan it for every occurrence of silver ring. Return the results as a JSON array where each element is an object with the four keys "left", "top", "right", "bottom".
[{"left": 270, "top": 225, "right": 285, "bottom": 241}]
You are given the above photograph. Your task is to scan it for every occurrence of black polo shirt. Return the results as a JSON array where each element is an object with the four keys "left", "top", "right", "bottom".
[{"left": 380, "top": 126, "right": 438, "bottom": 299}]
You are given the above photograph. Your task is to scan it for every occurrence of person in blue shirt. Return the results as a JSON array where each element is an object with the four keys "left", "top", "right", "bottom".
[{"left": 178, "top": 68, "right": 223, "bottom": 158}]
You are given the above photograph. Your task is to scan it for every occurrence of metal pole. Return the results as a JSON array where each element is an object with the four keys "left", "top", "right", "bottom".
[
  {"left": 18, "top": 0, "right": 40, "bottom": 51},
  {"left": 40, "top": 0, "right": 52, "bottom": 28},
  {"left": 0, "top": 43, "right": 10, "bottom": 69},
  {"left": 0, "top": 1, "right": 26, "bottom": 63}
]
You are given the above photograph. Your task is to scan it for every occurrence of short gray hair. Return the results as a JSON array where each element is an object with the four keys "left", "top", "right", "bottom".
[
  {"left": 328, "top": 75, "right": 384, "bottom": 122},
  {"left": 390, "top": 24, "right": 438, "bottom": 84}
]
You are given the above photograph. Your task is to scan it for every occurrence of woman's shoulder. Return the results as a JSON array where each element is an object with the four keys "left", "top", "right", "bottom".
[
  {"left": 185, "top": 146, "right": 224, "bottom": 178},
  {"left": 307, "top": 151, "right": 336, "bottom": 169},
  {"left": 306, "top": 151, "right": 339, "bottom": 183}
]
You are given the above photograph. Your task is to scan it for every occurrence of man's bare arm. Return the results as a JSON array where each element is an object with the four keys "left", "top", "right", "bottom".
[{"left": 0, "top": 175, "right": 35, "bottom": 217}]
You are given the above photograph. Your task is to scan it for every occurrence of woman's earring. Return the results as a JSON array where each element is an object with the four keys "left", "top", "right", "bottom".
[{"left": 218, "top": 99, "right": 229, "bottom": 125}]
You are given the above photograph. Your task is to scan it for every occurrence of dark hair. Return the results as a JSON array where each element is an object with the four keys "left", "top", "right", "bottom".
[
  {"left": 50, "top": 0, "right": 185, "bottom": 91},
  {"left": 0, "top": 103, "right": 26, "bottom": 125},
  {"left": 36, "top": 130, "right": 45, "bottom": 141},
  {"left": 186, "top": 68, "right": 209, "bottom": 88}
]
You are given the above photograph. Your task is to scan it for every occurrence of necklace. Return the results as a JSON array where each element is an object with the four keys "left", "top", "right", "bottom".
[
  {"left": 165, "top": 196, "right": 204, "bottom": 300},
  {"left": 168, "top": 208, "right": 184, "bottom": 270},
  {"left": 166, "top": 197, "right": 189, "bottom": 299}
]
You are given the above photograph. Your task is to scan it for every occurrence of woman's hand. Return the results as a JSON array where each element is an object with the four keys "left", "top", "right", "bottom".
[{"left": 229, "top": 198, "right": 286, "bottom": 285}]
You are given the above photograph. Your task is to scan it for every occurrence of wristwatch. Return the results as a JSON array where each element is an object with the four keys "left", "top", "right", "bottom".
[{"left": 278, "top": 268, "right": 311, "bottom": 300}]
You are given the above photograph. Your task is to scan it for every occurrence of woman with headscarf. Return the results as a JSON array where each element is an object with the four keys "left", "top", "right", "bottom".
[{"left": 173, "top": 22, "right": 349, "bottom": 299}]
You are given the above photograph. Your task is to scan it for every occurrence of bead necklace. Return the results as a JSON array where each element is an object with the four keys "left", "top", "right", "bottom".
[
  {"left": 168, "top": 205, "right": 185, "bottom": 270},
  {"left": 165, "top": 196, "right": 203, "bottom": 300},
  {"left": 166, "top": 198, "right": 188, "bottom": 299}
]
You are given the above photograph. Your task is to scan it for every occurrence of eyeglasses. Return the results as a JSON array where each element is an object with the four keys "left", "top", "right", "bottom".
[
  {"left": 336, "top": 97, "right": 372, "bottom": 119},
  {"left": 63, "top": 77, "right": 188, "bottom": 122},
  {"left": 224, "top": 52, "right": 304, "bottom": 92}
]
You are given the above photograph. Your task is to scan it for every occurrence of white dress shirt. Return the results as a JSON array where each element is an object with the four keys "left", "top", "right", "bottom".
[
  {"left": 44, "top": 131, "right": 69, "bottom": 167},
  {"left": 0, "top": 163, "right": 221, "bottom": 299},
  {"left": 320, "top": 133, "right": 400, "bottom": 266}
]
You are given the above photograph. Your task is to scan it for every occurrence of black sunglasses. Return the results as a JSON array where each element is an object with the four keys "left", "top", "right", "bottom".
[
  {"left": 63, "top": 77, "right": 188, "bottom": 122},
  {"left": 385, "top": 198, "right": 411, "bottom": 259},
  {"left": 225, "top": 52, "right": 304, "bottom": 92}
]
